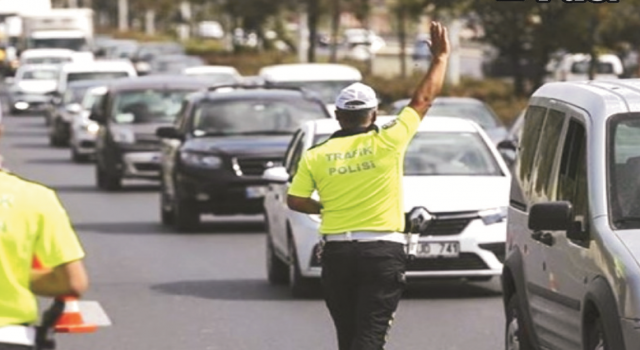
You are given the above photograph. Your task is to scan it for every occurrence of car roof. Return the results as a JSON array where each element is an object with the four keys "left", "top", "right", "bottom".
[
  {"left": 188, "top": 87, "right": 326, "bottom": 102},
  {"left": 67, "top": 79, "right": 120, "bottom": 88},
  {"left": 105, "top": 75, "right": 211, "bottom": 92},
  {"left": 20, "top": 49, "right": 75, "bottom": 58},
  {"left": 258, "top": 63, "right": 362, "bottom": 81},
  {"left": 309, "top": 115, "right": 482, "bottom": 135},
  {"left": 531, "top": 79, "right": 640, "bottom": 122},
  {"left": 393, "top": 96, "right": 486, "bottom": 108},
  {"left": 61, "top": 60, "right": 134, "bottom": 72},
  {"left": 18, "top": 64, "right": 60, "bottom": 71}
]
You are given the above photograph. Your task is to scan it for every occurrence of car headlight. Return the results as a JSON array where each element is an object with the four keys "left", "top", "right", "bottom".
[
  {"left": 14, "top": 101, "right": 29, "bottom": 110},
  {"left": 479, "top": 207, "right": 508, "bottom": 225},
  {"left": 112, "top": 130, "right": 135, "bottom": 144},
  {"left": 85, "top": 122, "right": 100, "bottom": 134},
  {"left": 180, "top": 152, "right": 222, "bottom": 168}
]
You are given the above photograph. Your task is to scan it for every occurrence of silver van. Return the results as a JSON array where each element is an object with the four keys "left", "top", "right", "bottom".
[{"left": 500, "top": 80, "right": 640, "bottom": 350}]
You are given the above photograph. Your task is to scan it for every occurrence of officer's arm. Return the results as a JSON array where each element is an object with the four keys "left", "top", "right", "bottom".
[
  {"left": 287, "top": 195, "right": 322, "bottom": 215},
  {"left": 31, "top": 260, "right": 88, "bottom": 297},
  {"left": 32, "top": 189, "right": 89, "bottom": 297},
  {"left": 408, "top": 22, "right": 451, "bottom": 118}
]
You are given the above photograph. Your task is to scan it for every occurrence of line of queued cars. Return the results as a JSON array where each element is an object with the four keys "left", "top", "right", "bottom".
[{"left": 8, "top": 42, "right": 524, "bottom": 300}]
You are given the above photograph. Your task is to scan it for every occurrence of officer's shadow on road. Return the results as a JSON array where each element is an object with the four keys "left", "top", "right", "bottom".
[{"left": 150, "top": 279, "right": 300, "bottom": 301}]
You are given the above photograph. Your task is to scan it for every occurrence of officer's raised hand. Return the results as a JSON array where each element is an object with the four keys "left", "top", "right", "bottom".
[{"left": 408, "top": 22, "right": 451, "bottom": 117}]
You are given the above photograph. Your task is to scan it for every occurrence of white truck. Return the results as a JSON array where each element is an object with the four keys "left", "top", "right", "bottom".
[
  {"left": 0, "top": 0, "right": 51, "bottom": 46},
  {"left": 21, "top": 8, "right": 94, "bottom": 52}
]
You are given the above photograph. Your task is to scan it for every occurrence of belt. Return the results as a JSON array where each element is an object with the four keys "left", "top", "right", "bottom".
[
  {"left": 0, "top": 325, "right": 36, "bottom": 346},
  {"left": 323, "top": 231, "right": 407, "bottom": 244}
]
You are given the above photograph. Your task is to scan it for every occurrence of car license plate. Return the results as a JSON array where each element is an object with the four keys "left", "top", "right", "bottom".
[
  {"left": 416, "top": 242, "right": 460, "bottom": 258},
  {"left": 246, "top": 186, "right": 267, "bottom": 198}
]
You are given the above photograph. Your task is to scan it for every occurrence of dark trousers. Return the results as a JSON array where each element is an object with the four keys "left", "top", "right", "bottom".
[
  {"left": 321, "top": 240, "right": 407, "bottom": 350},
  {"left": 0, "top": 343, "right": 32, "bottom": 350}
]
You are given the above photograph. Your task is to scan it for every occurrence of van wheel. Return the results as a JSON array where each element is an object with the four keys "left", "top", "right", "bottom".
[
  {"left": 267, "top": 233, "right": 289, "bottom": 285},
  {"left": 505, "top": 293, "right": 534, "bottom": 350},
  {"left": 288, "top": 238, "right": 317, "bottom": 298},
  {"left": 173, "top": 198, "right": 200, "bottom": 232},
  {"left": 586, "top": 315, "right": 606, "bottom": 350}
]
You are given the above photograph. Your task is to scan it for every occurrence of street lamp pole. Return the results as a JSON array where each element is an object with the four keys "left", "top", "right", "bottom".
[{"left": 118, "top": 0, "right": 128, "bottom": 32}]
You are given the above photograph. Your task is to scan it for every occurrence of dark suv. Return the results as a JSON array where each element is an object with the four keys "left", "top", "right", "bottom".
[
  {"left": 155, "top": 85, "right": 331, "bottom": 231},
  {"left": 89, "top": 75, "right": 210, "bottom": 191}
]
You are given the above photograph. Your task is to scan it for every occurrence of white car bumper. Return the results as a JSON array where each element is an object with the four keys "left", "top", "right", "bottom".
[{"left": 294, "top": 214, "right": 506, "bottom": 280}]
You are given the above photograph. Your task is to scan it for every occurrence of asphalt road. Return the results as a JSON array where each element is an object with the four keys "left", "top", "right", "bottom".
[{"left": 2, "top": 114, "right": 504, "bottom": 350}]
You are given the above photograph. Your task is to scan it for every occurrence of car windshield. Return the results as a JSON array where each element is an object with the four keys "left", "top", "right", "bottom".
[
  {"left": 63, "top": 86, "right": 90, "bottom": 104},
  {"left": 608, "top": 114, "right": 640, "bottom": 229},
  {"left": 25, "top": 57, "right": 71, "bottom": 64},
  {"left": 571, "top": 61, "right": 615, "bottom": 74},
  {"left": 392, "top": 101, "right": 500, "bottom": 129},
  {"left": 22, "top": 69, "right": 58, "bottom": 80},
  {"left": 67, "top": 71, "right": 130, "bottom": 83},
  {"left": 269, "top": 80, "right": 358, "bottom": 104},
  {"left": 314, "top": 131, "right": 503, "bottom": 176},
  {"left": 191, "top": 73, "right": 239, "bottom": 85},
  {"left": 81, "top": 90, "right": 105, "bottom": 110},
  {"left": 192, "top": 98, "right": 328, "bottom": 136},
  {"left": 30, "top": 38, "right": 88, "bottom": 51},
  {"left": 426, "top": 103, "right": 500, "bottom": 129},
  {"left": 155, "top": 59, "right": 203, "bottom": 73},
  {"left": 111, "top": 89, "right": 192, "bottom": 124}
]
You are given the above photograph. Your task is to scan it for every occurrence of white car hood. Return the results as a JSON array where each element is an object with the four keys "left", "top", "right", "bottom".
[
  {"left": 402, "top": 176, "right": 510, "bottom": 213},
  {"left": 18, "top": 80, "right": 57, "bottom": 93}
]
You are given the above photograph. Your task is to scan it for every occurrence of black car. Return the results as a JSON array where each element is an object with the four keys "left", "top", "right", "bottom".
[
  {"left": 155, "top": 85, "right": 331, "bottom": 231},
  {"left": 48, "top": 79, "right": 116, "bottom": 147},
  {"left": 89, "top": 75, "right": 210, "bottom": 191}
]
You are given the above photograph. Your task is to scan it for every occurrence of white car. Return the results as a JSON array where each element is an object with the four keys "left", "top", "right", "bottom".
[
  {"left": 263, "top": 116, "right": 512, "bottom": 297},
  {"left": 69, "top": 85, "right": 107, "bottom": 162},
  {"left": 55, "top": 60, "right": 137, "bottom": 95},
  {"left": 183, "top": 65, "right": 242, "bottom": 85},
  {"left": 9, "top": 64, "right": 60, "bottom": 114},
  {"left": 258, "top": 63, "right": 363, "bottom": 116}
]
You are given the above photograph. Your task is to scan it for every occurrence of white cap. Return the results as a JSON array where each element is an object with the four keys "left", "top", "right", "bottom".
[{"left": 335, "top": 83, "right": 378, "bottom": 110}]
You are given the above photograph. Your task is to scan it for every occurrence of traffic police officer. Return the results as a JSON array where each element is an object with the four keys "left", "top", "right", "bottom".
[
  {"left": 0, "top": 116, "right": 89, "bottom": 350},
  {"left": 287, "top": 22, "right": 450, "bottom": 350}
]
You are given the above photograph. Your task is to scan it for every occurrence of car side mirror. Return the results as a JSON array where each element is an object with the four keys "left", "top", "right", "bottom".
[
  {"left": 497, "top": 139, "right": 517, "bottom": 152},
  {"left": 262, "top": 166, "right": 289, "bottom": 184},
  {"left": 155, "top": 126, "right": 182, "bottom": 140},
  {"left": 528, "top": 201, "right": 574, "bottom": 231}
]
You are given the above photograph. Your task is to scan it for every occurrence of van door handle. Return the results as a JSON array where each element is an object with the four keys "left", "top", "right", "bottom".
[{"left": 531, "top": 231, "right": 555, "bottom": 246}]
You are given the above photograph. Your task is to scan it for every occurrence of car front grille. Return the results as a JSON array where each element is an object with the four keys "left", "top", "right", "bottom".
[
  {"left": 134, "top": 163, "right": 160, "bottom": 172},
  {"left": 406, "top": 253, "right": 489, "bottom": 271},
  {"left": 234, "top": 157, "right": 283, "bottom": 176},
  {"left": 420, "top": 217, "right": 474, "bottom": 236}
]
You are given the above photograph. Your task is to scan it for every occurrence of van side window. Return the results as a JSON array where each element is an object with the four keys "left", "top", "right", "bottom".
[
  {"left": 532, "top": 109, "right": 566, "bottom": 201},
  {"left": 557, "top": 120, "right": 588, "bottom": 221},
  {"left": 517, "top": 106, "right": 547, "bottom": 198}
]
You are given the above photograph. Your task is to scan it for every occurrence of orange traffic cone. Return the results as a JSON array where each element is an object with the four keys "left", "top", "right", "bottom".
[{"left": 54, "top": 296, "right": 97, "bottom": 333}]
